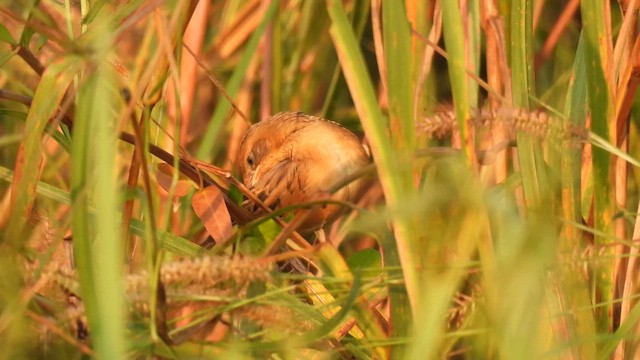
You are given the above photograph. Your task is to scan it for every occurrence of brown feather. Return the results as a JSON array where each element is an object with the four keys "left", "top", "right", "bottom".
[{"left": 237, "top": 112, "right": 370, "bottom": 232}]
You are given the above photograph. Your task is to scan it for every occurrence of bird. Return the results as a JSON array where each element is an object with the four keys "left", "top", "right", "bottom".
[{"left": 236, "top": 112, "right": 370, "bottom": 233}]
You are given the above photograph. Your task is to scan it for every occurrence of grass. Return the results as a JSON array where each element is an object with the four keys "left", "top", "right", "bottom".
[{"left": 1, "top": 0, "right": 640, "bottom": 359}]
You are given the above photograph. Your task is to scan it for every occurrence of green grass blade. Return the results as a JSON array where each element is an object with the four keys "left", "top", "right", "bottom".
[
  {"left": 580, "top": 0, "right": 615, "bottom": 332},
  {"left": 5, "top": 57, "right": 81, "bottom": 244},
  {"left": 73, "top": 68, "right": 127, "bottom": 359},
  {"left": 325, "top": 0, "right": 419, "bottom": 323},
  {"left": 502, "top": 2, "right": 557, "bottom": 358},
  {"left": 441, "top": 1, "right": 472, "bottom": 158},
  {"left": 557, "top": 35, "right": 598, "bottom": 357},
  {"left": 71, "top": 8, "right": 126, "bottom": 357},
  {"left": 510, "top": 0, "right": 548, "bottom": 209},
  {"left": 382, "top": 0, "right": 414, "bottom": 151},
  {"left": 509, "top": 0, "right": 534, "bottom": 107}
]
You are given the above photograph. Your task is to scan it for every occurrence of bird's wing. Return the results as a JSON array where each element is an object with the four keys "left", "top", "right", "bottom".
[{"left": 244, "top": 157, "right": 309, "bottom": 213}]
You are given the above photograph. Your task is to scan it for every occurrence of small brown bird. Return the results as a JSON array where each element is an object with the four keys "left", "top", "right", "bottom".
[{"left": 237, "top": 112, "right": 370, "bottom": 232}]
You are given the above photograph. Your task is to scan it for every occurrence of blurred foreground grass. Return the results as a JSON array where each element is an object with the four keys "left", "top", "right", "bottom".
[{"left": 1, "top": 0, "right": 640, "bottom": 359}]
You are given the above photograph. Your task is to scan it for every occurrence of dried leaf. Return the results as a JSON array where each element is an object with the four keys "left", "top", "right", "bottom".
[{"left": 192, "top": 186, "right": 233, "bottom": 243}]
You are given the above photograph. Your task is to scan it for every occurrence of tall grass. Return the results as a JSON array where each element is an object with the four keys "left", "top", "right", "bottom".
[{"left": 1, "top": 0, "right": 640, "bottom": 359}]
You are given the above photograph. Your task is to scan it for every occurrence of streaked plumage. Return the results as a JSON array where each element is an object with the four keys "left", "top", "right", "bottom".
[{"left": 237, "top": 112, "right": 369, "bottom": 232}]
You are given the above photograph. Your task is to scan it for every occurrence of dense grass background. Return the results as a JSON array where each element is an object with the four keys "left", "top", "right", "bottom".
[{"left": 1, "top": 0, "right": 640, "bottom": 358}]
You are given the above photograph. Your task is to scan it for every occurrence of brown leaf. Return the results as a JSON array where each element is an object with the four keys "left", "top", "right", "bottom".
[
  {"left": 192, "top": 186, "right": 233, "bottom": 244},
  {"left": 156, "top": 163, "right": 193, "bottom": 197}
]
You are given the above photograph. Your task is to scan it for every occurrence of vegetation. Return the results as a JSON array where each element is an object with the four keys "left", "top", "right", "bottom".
[{"left": 0, "top": 0, "right": 639, "bottom": 358}]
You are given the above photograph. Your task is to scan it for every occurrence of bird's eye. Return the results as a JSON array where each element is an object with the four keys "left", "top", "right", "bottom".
[{"left": 246, "top": 154, "right": 255, "bottom": 167}]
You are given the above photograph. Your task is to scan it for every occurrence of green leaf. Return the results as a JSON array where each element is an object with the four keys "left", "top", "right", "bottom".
[{"left": 346, "top": 248, "right": 381, "bottom": 272}]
